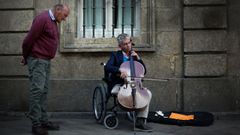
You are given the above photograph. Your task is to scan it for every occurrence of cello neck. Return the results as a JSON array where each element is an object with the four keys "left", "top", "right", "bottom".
[{"left": 129, "top": 49, "right": 136, "bottom": 80}]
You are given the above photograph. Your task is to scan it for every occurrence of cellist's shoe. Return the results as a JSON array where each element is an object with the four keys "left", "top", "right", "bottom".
[{"left": 135, "top": 117, "right": 153, "bottom": 132}]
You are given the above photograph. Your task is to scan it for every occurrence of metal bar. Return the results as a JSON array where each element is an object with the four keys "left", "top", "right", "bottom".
[
  {"left": 102, "top": 0, "right": 106, "bottom": 37},
  {"left": 131, "top": 0, "right": 135, "bottom": 37},
  {"left": 122, "top": 0, "right": 125, "bottom": 33},
  {"left": 75, "top": 0, "right": 78, "bottom": 38},
  {"left": 147, "top": 0, "right": 150, "bottom": 44},
  {"left": 112, "top": 0, "right": 116, "bottom": 37},
  {"left": 92, "top": 0, "right": 96, "bottom": 38},
  {"left": 83, "top": 0, "right": 86, "bottom": 38}
]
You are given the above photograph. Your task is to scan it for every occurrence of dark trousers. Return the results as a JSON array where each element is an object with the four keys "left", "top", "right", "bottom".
[{"left": 26, "top": 57, "right": 50, "bottom": 126}]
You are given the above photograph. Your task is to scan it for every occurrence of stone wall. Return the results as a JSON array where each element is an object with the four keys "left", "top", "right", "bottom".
[
  {"left": 0, "top": 0, "right": 239, "bottom": 113},
  {"left": 228, "top": 0, "right": 240, "bottom": 111}
]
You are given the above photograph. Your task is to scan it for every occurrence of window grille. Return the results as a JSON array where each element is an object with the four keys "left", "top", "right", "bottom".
[{"left": 78, "top": 0, "right": 141, "bottom": 38}]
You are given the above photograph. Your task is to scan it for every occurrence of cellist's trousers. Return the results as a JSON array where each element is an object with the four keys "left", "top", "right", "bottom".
[{"left": 111, "top": 84, "right": 152, "bottom": 118}]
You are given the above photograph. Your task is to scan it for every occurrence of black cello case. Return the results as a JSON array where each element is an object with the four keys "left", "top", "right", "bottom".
[{"left": 147, "top": 111, "right": 214, "bottom": 126}]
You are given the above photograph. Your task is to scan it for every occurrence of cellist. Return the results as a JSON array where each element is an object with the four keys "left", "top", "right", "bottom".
[{"left": 105, "top": 33, "right": 152, "bottom": 132}]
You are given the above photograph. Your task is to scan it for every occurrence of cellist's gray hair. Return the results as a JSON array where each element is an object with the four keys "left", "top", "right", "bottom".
[{"left": 116, "top": 33, "right": 130, "bottom": 46}]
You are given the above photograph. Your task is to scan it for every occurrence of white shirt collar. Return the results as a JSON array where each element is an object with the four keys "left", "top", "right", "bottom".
[
  {"left": 122, "top": 51, "right": 129, "bottom": 58},
  {"left": 48, "top": 9, "right": 55, "bottom": 21}
]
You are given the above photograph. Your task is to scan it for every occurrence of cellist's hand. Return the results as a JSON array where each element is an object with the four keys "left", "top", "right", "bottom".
[
  {"left": 131, "top": 51, "right": 140, "bottom": 60},
  {"left": 120, "top": 71, "right": 128, "bottom": 79}
]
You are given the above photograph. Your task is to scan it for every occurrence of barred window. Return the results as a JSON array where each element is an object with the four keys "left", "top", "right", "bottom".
[
  {"left": 77, "top": 0, "right": 141, "bottom": 38},
  {"left": 61, "top": 0, "right": 155, "bottom": 52}
]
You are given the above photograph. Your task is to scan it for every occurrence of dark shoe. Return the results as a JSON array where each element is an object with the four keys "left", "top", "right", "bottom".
[
  {"left": 135, "top": 117, "right": 153, "bottom": 132},
  {"left": 41, "top": 121, "right": 60, "bottom": 130},
  {"left": 32, "top": 125, "right": 48, "bottom": 135}
]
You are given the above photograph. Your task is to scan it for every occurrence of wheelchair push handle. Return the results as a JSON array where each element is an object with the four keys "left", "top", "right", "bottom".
[{"left": 100, "top": 62, "right": 106, "bottom": 66}]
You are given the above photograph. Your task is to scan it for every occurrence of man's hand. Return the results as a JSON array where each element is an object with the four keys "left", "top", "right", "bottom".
[
  {"left": 120, "top": 71, "right": 128, "bottom": 79},
  {"left": 131, "top": 51, "right": 140, "bottom": 60},
  {"left": 20, "top": 57, "right": 27, "bottom": 66}
]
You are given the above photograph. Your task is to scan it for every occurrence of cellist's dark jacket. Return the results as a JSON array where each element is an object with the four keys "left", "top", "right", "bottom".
[{"left": 105, "top": 50, "right": 146, "bottom": 93}]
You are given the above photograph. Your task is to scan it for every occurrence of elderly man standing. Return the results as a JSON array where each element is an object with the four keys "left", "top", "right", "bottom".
[{"left": 21, "top": 4, "right": 70, "bottom": 135}]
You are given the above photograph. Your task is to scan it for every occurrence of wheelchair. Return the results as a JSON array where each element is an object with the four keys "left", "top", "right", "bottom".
[{"left": 92, "top": 63, "right": 133, "bottom": 129}]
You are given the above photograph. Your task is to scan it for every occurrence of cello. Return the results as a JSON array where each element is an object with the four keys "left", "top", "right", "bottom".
[{"left": 117, "top": 48, "right": 151, "bottom": 111}]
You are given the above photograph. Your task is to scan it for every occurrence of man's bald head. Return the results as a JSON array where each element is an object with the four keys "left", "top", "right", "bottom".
[{"left": 53, "top": 4, "right": 70, "bottom": 23}]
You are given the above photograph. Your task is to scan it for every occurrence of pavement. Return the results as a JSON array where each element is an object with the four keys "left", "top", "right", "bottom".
[{"left": 0, "top": 112, "right": 240, "bottom": 135}]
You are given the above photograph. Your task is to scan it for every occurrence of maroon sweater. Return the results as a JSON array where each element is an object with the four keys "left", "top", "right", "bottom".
[{"left": 22, "top": 10, "right": 59, "bottom": 60}]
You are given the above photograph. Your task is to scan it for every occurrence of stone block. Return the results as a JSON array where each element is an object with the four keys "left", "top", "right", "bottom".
[
  {"left": 229, "top": 0, "right": 240, "bottom": 7},
  {"left": 143, "top": 79, "right": 179, "bottom": 111},
  {"left": 144, "top": 54, "right": 182, "bottom": 78},
  {"left": 184, "top": 78, "right": 235, "bottom": 112},
  {"left": 0, "top": 79, "right": 99, "bottom": 112},
  {"left": 156, "top": 8, "right": 181, "bottom": 31},
  {"left": 0, "top": 56, "right": 28, "bottom": 76},
  {"left": 0, "top": 33, "right": 26, "bottom": 54},
  {"left": 0, "top": 11, "right": 33, "bottom": 31},
  {"left": 184, "top": 54, "right": 227, "bottom": 76},
  {"left": 184, "top": 30, "right": 227, "bottom": 52},
  {"left": 51, "top": 51, "right": 182, "bottom": 86},
  {"left": 0, "top": 79, "right": 28, "bottom": 111},
  {"left": 227, "top": 32, "right": 240, "bottom": 54},
  {"left": 48, "top": 79, "right": 101, "bottom": 111},
  {"left": 184, "top": 7, "right": 227, "bottom": 29},
  {"left": 228, "top": 53, "right": 240, "bottom": 77},
  {"left": 47, "top": 52, "right": 181, "bottom": 81},
  {"left": 35, "top": 0, "right": 59, "bottom": 10},
  {"left": 157, "top": 32, "right": 181, "bottom": 55},
  {"left": 49, "top": 79, "right": 178, "bottom": 111},
  {"left": 156, "top": 0, "right": 177, "bottom": 8},
  {"left": 52, "top": 52, "right": 182, "bottom": 85},
  {"left": 35, "top": 9, "right": 46, "bottom": 16},
  {"left": 184, "top": 0, "right": 226, "bottom": 5},
  {"left": 228, "top": 6, "right": 240, "bottom": 31},
  {"left": 51, "top": 54, "right": 108, "bottom": 79},
  {"left": 0, "top": 0, "right": 33, "bottom": 9}
]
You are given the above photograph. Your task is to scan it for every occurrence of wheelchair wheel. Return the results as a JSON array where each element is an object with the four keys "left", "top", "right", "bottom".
[
  {"left": 104, "top": 113, "right": 119, "bottom": 129},
  {"left": 92, "top": 83, "right": 107, "bottom": 123}
]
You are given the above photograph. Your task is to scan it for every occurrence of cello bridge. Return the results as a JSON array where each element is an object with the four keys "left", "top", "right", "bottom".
[{"left": 129, "top": 81, "right": 136, "bottom": 89}]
